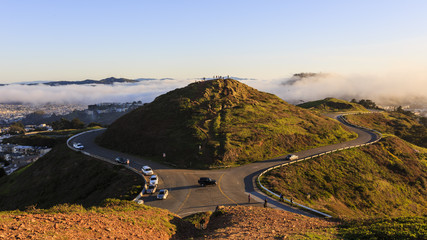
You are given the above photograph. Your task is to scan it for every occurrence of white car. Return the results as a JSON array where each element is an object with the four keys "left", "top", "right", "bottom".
[
  {"left": 73, "top": 142, "right": 84, "bottom": 150},
  {"left": 285, "top": 154, "right": 298, "bottom": 160},
  {"left": 157, "top": 189, "right": 169, "bottom": 200},
  {"left": 141, "top": 166, "right": 154, "bottom": 175},
  {"left": 149, "top": 175, "right": 159, "bottom": 185}
]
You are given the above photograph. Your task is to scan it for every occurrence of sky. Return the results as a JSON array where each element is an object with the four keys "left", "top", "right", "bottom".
[
  {"left": 0, "top": 1, "right": 426, "bottom": 107},
  {"left": 1, "top": 0, "right": 427, "bottom": 82}
]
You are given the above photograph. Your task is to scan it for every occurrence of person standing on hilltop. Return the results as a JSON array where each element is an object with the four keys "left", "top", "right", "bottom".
[
  {"left": 264, "top": 198, "right": 268, "bottom": 208},
  {"left": 248, "top": 193, "right": 251, "bottom": 203}
]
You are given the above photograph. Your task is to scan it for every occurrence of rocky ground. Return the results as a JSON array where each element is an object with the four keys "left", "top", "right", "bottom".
[
  {"left": 198, "top": 206, "right": 337, "bottom": 239},
  {"left": 0, "top": 205, "right": 337, "bottom": 239}
]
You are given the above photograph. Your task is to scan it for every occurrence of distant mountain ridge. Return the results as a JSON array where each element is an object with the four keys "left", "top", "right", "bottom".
[
  {"left": 1, "top": 77, "right": 177, "bottom": 87},
  {"left": 41, "top": 77, "right": 137, "bottom": 86}
]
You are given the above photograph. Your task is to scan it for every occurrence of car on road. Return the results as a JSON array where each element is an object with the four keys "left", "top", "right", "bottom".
[
  {"left": 285, "top": 154, "right": 298, "bottom": 160},
  {"left": 157, "top": 189, "right": 169, "bottom": 200},
  {"left": 115, "top": 157, "right": 130, "bottom": 165},
  {"left": 146, "top": 184, "right": 157, "bottom": 194},
  {"left": 149, "top": 175, "right": 159, "bottom": 185},
  {"left": 73, "top": 142, "right": 84, "bottom": 150},
  {"left": 141, "top": 166, "right": 154, "bottom": 175},
  {"left": 198, "top": 177, "right": 217, "bottom": 187}
]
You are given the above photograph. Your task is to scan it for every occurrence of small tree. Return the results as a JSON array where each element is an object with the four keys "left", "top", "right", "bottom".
[
  {"left": 71, "top": 118, "right": 85, "bottom": 129},
  {"left": 9, "top": 121, "right": 25, "bottom": 134}
]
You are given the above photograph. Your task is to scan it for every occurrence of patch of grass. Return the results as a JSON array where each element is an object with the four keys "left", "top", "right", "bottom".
[
  {"left": 184, "top": 211, "right": 213, "bottom": 227},
  {"left": 338, "top": 216, "right": 427, "bottom": 240},
  {"left": 298, "top": 98, "right": 368, "bottom": 113},
  {"left": 345, "top": 112, "right": 427, "bottom": 148}
]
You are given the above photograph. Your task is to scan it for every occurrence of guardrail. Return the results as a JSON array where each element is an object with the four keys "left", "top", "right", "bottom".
[
  {"left": 257, "top": 113, "right": 383, "bottom": 218},
  {"left": 67, "top": 128, "right": 147, "bottom": 203}
]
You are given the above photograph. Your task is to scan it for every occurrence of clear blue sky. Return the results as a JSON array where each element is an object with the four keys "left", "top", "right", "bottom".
[{"left": 1, "top": 0, "right": 427, "bottom": 83}]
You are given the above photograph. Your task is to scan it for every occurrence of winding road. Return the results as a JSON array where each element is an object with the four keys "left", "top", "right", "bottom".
[{"left": 68, "top": 114, "right": 380, "bottom": 217}]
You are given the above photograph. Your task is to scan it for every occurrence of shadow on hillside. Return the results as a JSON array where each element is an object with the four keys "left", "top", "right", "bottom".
[{"left": 170, "top": 216, "right": 200, "bottom": 240}]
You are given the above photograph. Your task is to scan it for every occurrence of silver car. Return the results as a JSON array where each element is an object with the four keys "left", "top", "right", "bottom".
[
  {"left": 141, "top": 165, "right": 154, "bottom": 175},
  {"left": 149, "top": 175, "right": 159, "bottom": 185},
  {"left": 157, "top": 189, "right": 169, "bottom": 200}
]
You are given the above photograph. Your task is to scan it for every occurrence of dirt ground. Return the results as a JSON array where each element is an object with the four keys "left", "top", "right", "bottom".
[
  {"left": 198, "top": 206, "right": 338, "bottom": 240},
  {"left": 0, "top": 205, "right": 337, "bottom": 239}
]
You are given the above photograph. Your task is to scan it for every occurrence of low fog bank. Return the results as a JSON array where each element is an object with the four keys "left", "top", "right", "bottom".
[
  {"left": 0, "top": 79, "right": 193, "bottom": 105},
  {"left": 241, "top": 73, "right": 427, "bottom": 109},
  {"left": 0, "top": 74, "right": 426, "bottom": 111}
]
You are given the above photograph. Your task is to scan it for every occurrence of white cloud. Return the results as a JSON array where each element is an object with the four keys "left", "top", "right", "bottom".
[
  {"left": 242, "top": 73, "right": 427, "bottom": 108},
  {"left": 0, "top": 79, "right": 193, "bottom": 105}
]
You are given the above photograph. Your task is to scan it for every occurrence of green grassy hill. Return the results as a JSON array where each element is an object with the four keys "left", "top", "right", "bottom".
[
  {"left": 98, "top": 79, "right": 356, "bottom": 168},
  {"left": 262, "top": 135, "right": 427, "bottom": 218},
  {"left": 0, "top": 144, "right": 143, "bottom": 211},
  {"left": 345, "top": 111, "right": 427, "bottom": 148},
  {"left": 298, "top": 98, "right": 368, "bottom": 112}
]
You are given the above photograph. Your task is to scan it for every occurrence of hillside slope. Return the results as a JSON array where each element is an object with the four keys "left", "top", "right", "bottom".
[
  {"left": 0, "top": 144, "right": 143, "bottom": 211},
  {"left": 262, "top": 136, "right": 427, "bottom": 218},
  {"left": 298, "top": 97, "right": 368, "bottom": 112},
  {"left": 345, "top": 111, "right": 427, "bottom": 148},
  {"left": 2, "top": 203, "right": 424, "bottom": 239},
  {"left": 99, "top": 79, "right": 355, "bottom": 168},
  {"left": 0, "top": 200, "right": 194, "bottom": 240}
]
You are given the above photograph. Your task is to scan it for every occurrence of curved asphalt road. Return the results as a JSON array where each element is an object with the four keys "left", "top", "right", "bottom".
[{"left": 69, "top": 114, "right": 379, "bottom": 217}]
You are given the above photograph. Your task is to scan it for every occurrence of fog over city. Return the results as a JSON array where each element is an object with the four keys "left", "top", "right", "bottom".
[{"left": 0, "top": 74, "right": 426, "bottom": 109}]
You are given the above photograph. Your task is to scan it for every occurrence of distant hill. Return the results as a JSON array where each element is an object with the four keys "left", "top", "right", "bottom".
[
  {"left": 98, "top": 78, "right": 355, "bottom": 168},
  {"left": 0, "top": 144, "right": 142, "bottom": 211},
  {"left": 298, "top": 97, "right": 368, "bottom": 112},
  {"left": 41, "top": 77, "right": 138, "bottom": 86}
]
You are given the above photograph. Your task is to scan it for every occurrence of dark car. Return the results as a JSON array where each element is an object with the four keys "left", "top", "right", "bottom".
[
  {"left": 198, "top": 177, "right": 217, "bottom": 187},
  {"left": 115, "top": 157, "right": 130, "bottom": 165}
]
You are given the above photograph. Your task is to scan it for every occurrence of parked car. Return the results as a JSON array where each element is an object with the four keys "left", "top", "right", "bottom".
[
  {"left": 115, "top": 157, "right": 130, "bottom": 165},
  {"left": 198, "top": 177, "right": 217, "bottom": 187},
  {"left": 285, "top": 154, "right": 298, "bottom": 160},
  {"left": 149, "top": 175, "right": 159, "bottom": 185},
  {"left": 141, "top": 166, "right": 154, "bottom": 175},
  {"left": 73, "top": 142, "right": 84, "bottom": 150},
  {"left": 157, "top": 189, "right": 169, "bottom": 200},
  {"left": 146, "top": 184, "right": 157, "bottom": 194}
]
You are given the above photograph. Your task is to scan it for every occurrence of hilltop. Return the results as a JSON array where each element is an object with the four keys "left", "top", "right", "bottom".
[
  {"left": 297, "top": 98, "right": 368, "bottom": 112},
  {"left": 98, "top": 78, "right": 355, "bottom": 168}
]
